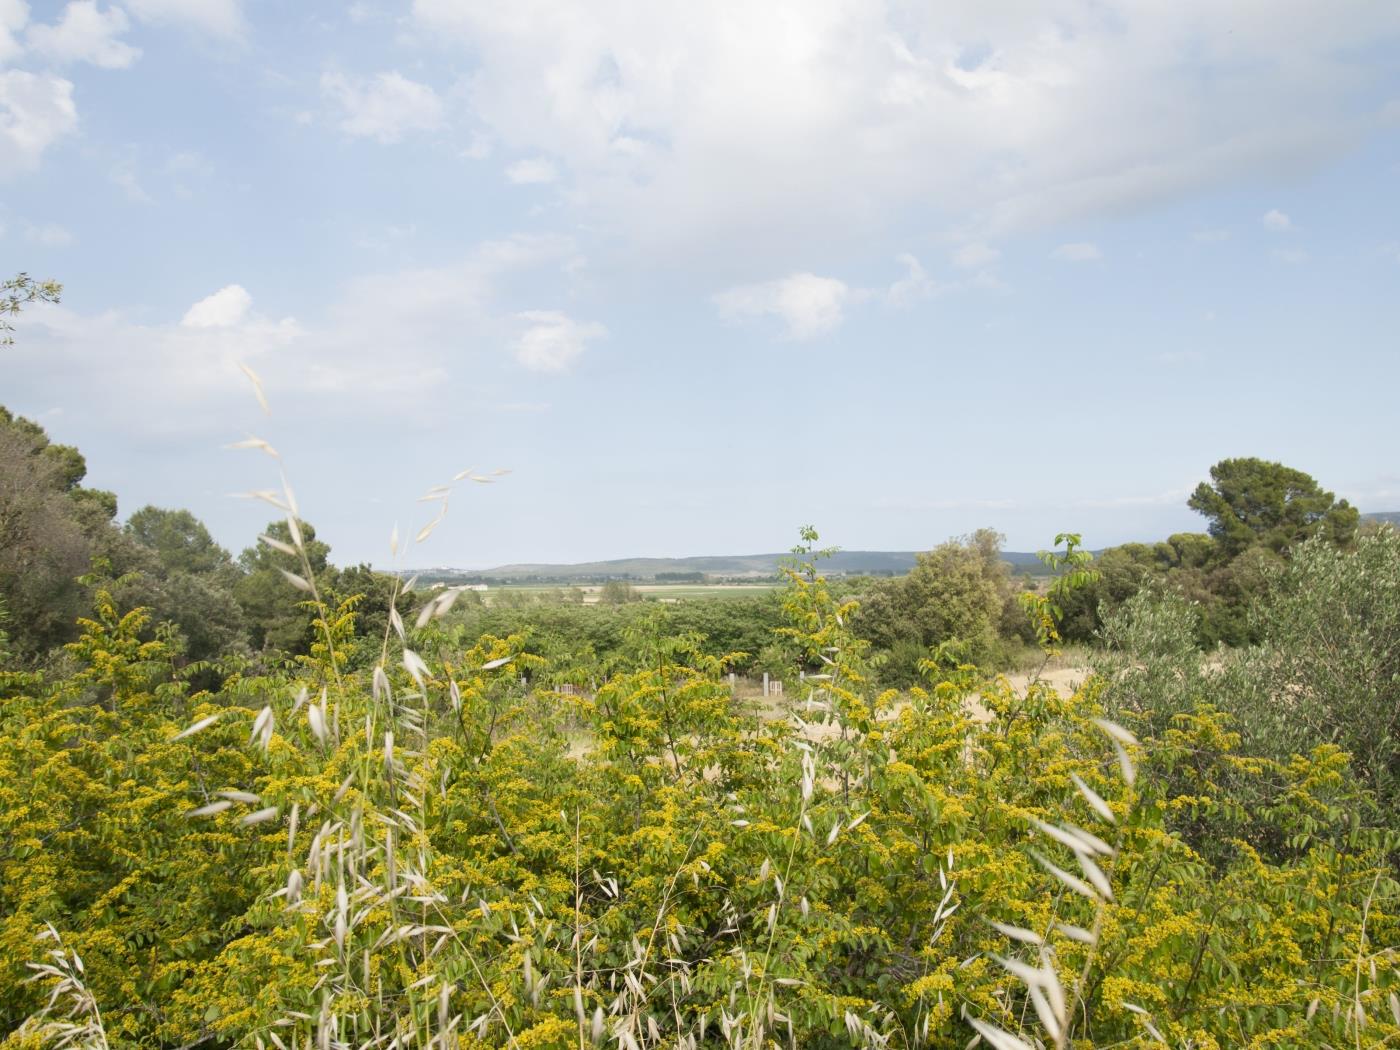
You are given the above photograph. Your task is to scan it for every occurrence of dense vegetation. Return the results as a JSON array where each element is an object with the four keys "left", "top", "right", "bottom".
[
  {"left": 2, "top": 404, "right": 1397, "bottom": 1049},
  {"left": 1052, "top": 458, "right": 1361, "bottom": 648}
]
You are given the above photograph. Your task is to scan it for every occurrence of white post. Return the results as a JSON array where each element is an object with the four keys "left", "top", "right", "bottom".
[{"left": 762, "top": 672, "right": 770, "bottom": 698}]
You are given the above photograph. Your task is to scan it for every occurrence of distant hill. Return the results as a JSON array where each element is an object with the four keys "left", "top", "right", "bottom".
[
  {"left": 411, "top": 514, "right": 1400, "bottom": 583},
  {"left": 414, "top": 549, "right": 1053, "bottom": 583}
]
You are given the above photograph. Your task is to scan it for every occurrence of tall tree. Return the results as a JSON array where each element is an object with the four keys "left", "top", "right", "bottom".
[
  {"left": 126, "top": 506, "right": 235, "bottom": 577},
  {"left": 0, "top": 407, "right": 123, "bottom": 659},
  {"left": 1188, "top": 457, "right": 1359, "bottom": 557},
  {"left": 122, "top": 506, "right": 246, "bottom": 663},
  {"left": 235, "top": 519, "right": 331, "bottom": 655},
  {"left": 0, "top": 417, "right": 93, "bottom": 657}
]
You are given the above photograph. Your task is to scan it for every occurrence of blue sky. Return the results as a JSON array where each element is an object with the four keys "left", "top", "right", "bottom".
[{"left": 3, "top": 1, "right": 1399, "bottom": 567}]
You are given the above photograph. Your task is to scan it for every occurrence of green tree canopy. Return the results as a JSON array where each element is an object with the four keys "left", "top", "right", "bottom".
[
  {"left": 126, "top": 506, "right": 235, "bottom": 577},
  {"left": 854, "top": 528, "right": 1016, "bottom": 683},
  {"left": 1188, "top": 456, "right": 1359, "bottom": 557},
  {"left": 0, "top": 415, "right": 94, "bottom": 657},
  {"left": 234, "top": 519, "right": 331, "bottom": 655}
]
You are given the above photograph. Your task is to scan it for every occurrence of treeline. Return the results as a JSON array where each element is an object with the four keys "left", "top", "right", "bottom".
[
  {"left": 0, "top": 407, "right": 406, "bottom": 671},
  {"left": 1, "top": 397, "right": 1371, "bottom": 696},
  {"left": 845, "top": 457, "right": 1365, "bottom": 684},
  {"left": 1055, "top": 457, "right": 1361, "bottom": 646}
]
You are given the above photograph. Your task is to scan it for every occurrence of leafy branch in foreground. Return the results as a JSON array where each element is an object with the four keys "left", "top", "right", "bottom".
[
  {"left": 2, "top": 274, "right": 62, "bottom": 348},
  {"left": 1019, "top": 532, "right": 1099, "bottom": 657}
]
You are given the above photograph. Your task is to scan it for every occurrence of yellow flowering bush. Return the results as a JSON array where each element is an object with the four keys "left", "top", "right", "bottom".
[{"left": 2, "top": 547, "right": 1397, "bottom": 1050}]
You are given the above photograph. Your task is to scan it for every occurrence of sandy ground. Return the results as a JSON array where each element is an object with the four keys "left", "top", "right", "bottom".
[
  {"left": 1004, "top": 665, "right": 1089, "bottom": 696},
  {"left": 743, "top": 664, "right": 1092, "bottom": 740}
]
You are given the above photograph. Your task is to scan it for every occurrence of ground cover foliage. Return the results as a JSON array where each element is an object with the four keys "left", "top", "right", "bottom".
[
  {"left": 1, "top": 397, "right": 1397, "bottom": 1048},
  {"left": 3, "top": 513, "right": 1399, "bottom": 1049}
]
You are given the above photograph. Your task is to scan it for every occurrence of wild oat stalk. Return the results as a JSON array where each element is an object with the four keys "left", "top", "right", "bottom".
[
  {"left": 969, "top": 717, "right": 1148, "bottom": 1050},
  {"left": 19, "top": 925, "right": 110, "bottom": 1050}
]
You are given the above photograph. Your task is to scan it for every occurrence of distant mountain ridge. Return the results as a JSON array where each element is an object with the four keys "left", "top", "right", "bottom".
[
  {"left": 414, "top": 513, "right": 1400, "bottom": 582},
  {"left": 419, "top": 549, "right": 1052, "bottom": 582}
]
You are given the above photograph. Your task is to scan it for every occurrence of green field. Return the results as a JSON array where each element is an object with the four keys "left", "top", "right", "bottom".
[{"left": 481, "top": 581, "right": 782, "bottom": 604}]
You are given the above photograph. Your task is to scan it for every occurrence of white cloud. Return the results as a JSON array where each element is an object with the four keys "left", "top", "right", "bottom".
[
  {"left": 952, "top": 241, "right": 1000, "bottom": 269},
  {"left": 126, "top": 0, "right": 244, "bottom": 38},
  {"left": 0, "top": 69, "right": 78, "bottom": 175},
  {"left": 1051, "top": 242, "right": 1101, "bottom": 262},
  {"left": 513, "top": 310, "right": 605, "bottom": 371},
  {"left": 6, "top": 234, "right": 582, "bottom": 436},
  {"left": 719, "top": 254, "right": 993, "bottom": 333},
  {"left": 887, "top": 253, "right": 940, "bottom": 305},
  {"left": 28, "top": 2, "right": 141, "bottom": 69},
  {"left": 165, "top": 150, "right": 212, "bottom": 176},
  {"left": 182, "top": 284, "right": 252, "bottom": 327},
  {"left": 411, "top": 1, "right": 1400, "bottom": 254},
  {"left": 10, "top": 301, "right": 301, "bottom": 436},
  {"left": 24, "top": 221, "right": 73, "bottom": 246},
  {"left": 1262, "top": 208, "right": 1294, "bottom": 231},
  {"left": 110, "top": 160, "right": 152, "bottom": 202},
  {"left": 0, "top": 0, "right": 30, "bottom": 63},
  {"left": 321, "top": 71, "right": 445, "bottom": 144},
  {"left": 715, "top": 272, "right": 850, "bottom": 340},
  {"left": 504, "top": 157, "right": 557, "bottom": 184},
  {"left": 462, "top": 132, "right": 492, "bottom": 159}
]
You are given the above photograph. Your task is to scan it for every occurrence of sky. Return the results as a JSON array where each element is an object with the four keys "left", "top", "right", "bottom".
[{"left": 3, "top": 0, "right": 1399, "bottom": 568}]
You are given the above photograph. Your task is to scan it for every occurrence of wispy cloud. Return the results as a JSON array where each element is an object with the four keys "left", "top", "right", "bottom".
[
  {"left": 1051, "top": 242, "right": 1101, "bottom": 262},
  {"left": 513, "top": 311, "right": 605, "bottom": 372},
  {"left": 182, "top": 285, "right": 253, "bottom": 328},
  {"left": 951, "top": 241, "right": 1000, "bottom": 269},
  {"left": 715, "top": 272, "right": 851, "bottom": 340},
  {"left": 8, "top": 234, "right": 585, "bottom": 434},
  {"left": 412, "top": 2, "right": 1400, "bottom": 254},
  {"left": 505, "top": 157, "right": 558, "bottom": 185},
  {"left": 24, "top": 222, "right": 74, "bottom": 246},
  {"left": 27, "top": 1, "right": 141, "bottom": 69},
  {"left": 321, "top": 71, "right": 446, "bottom": 144},
  {"left": 125, "top": 0, "right": 246, "bottom": 40},
  {"left": 0, "top": 70, "right": 78, "bottom": 175}
]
